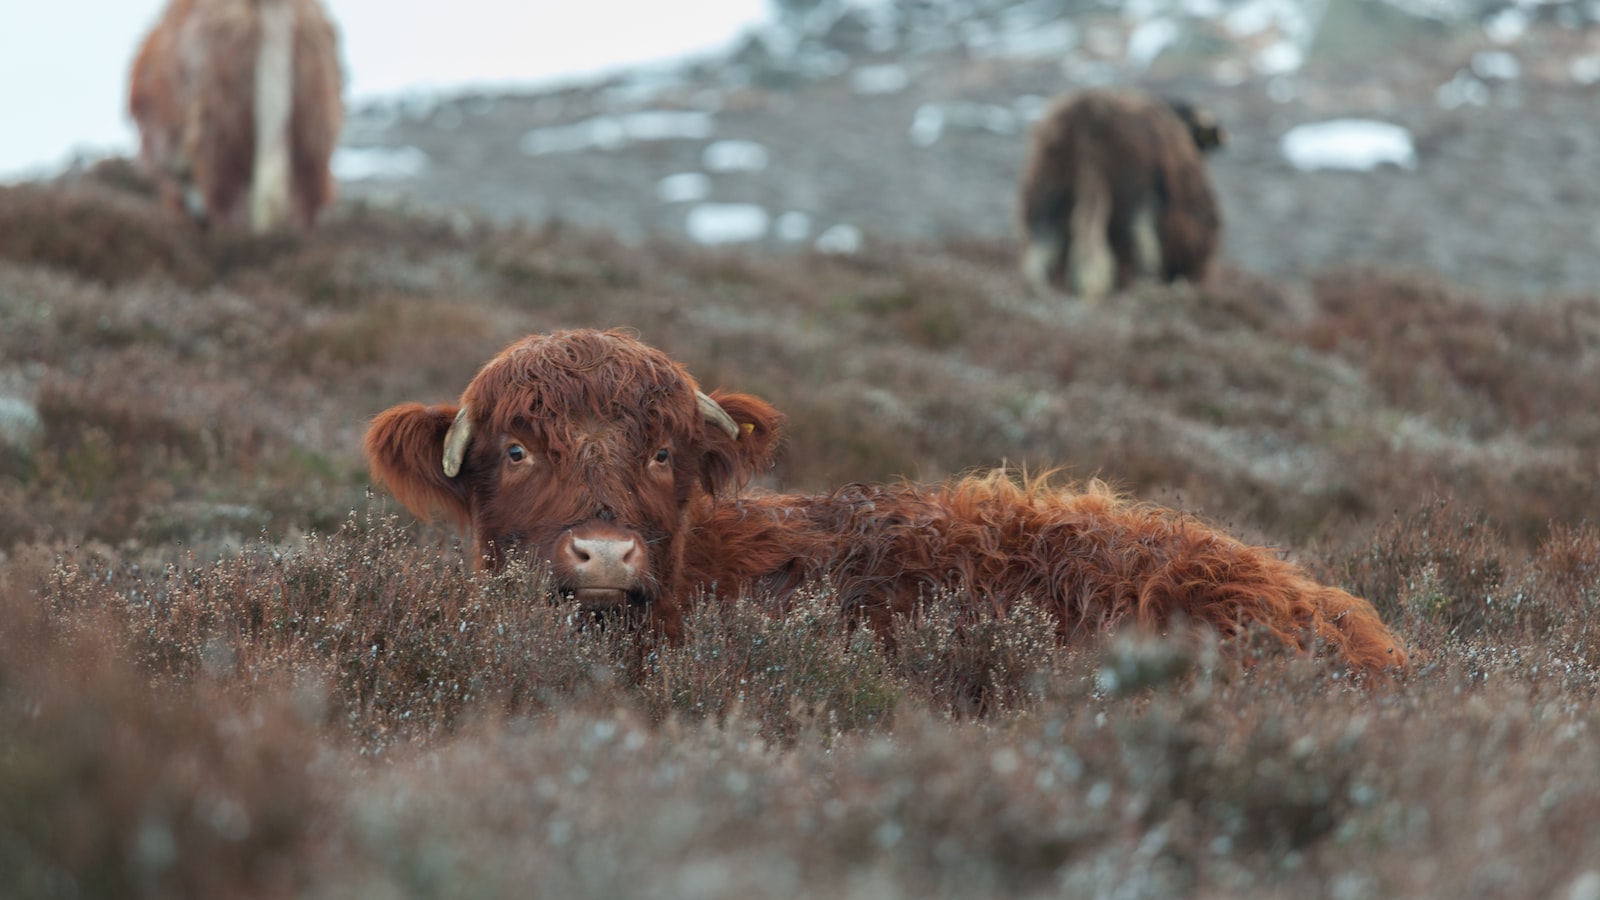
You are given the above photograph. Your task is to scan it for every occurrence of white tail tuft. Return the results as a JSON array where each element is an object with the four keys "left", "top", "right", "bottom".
[
  {"left": 251, "top": 0, "right": 295, "bottom": 232},
  {"left": 1129, "top": 201, "right": 1164, "bottom": 281},
  {"left": 1065, "top": 168, "right": 1114, "bottom": 301}
]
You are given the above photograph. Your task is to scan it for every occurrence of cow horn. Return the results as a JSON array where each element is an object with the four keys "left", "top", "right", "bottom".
[
  {"left": 442, "top": 406, "right": 473, "bottom": 477},
  {"left": 697, "top": 391, "right": 740, "bottom": 440}
]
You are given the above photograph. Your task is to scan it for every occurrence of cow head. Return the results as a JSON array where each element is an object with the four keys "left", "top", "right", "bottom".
[
  {"left": 1163, "top": 97, "right": 1227, "bottom": 153},
  {"left": 364, "top": 330, "right": 783, "bottom": 626}
]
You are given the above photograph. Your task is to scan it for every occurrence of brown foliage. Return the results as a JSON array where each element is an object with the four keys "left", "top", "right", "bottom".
[
  {"left": 0, "top": 560, "right": 326, "bottom": 899},
  {"left": 0, "top": 181, "right": 212, "bottom": 285},
  {"left": 3, "top": 175, "right": 1600, "bottom": 896}
]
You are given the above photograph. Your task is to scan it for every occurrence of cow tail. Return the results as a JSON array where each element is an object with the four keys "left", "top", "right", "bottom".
[
  {"left": 1129, "top": 199, "right": 1163, "bottom": 281},
  {"left": 1065, "top": 163, "right": 1114, "bottom": 300},
  {"left": 251, "top": 0, "right": 296, "bottom": 232}
]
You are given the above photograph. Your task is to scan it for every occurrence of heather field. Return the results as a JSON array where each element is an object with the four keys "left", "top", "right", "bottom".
[{"left": 3, "top": 167, "right": 1600, "bottom": 898}]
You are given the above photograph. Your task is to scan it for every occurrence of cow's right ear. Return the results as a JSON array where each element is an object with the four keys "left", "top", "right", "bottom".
[
  {"left": 364, "top": 403, "right": 471, "bottom": 527},
  {"left": 697, "top": 390, "right": 784, "bottom": 495}
]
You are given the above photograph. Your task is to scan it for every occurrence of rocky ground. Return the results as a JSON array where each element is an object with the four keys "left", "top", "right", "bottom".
[{"left": 337, "top": 3, "right": 1600, "bottom": 300}]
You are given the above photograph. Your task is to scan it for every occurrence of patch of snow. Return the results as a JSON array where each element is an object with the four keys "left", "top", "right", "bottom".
[
  {"left": 0, "top": 394, "right": 40, "bottom": 451},
  {"left": 815, "top": 224, "right": 863, "bottom": 255},
  {"left": 1280, "top": 120, "right": 1418, "bottom": 172},
  {"left": 685, "top": 203, "right": 769, "bottom": 244},
  {"left": 1484, "top": 7, "right": 1530, "bottom": 43},
  {"left": 617, "top": 111, "right": 718, "bottom": 141},
  {"left": 910, "top": 104, "right": 945, "bottom": 147},
  {"left": 852, "top": 64, "right": 910, "bottom": 95},
  {"left": 1224, "top": 0, "right": 1281, "bottom": 37},
  {"left": 657, "top": 172, "right": 712, "bottom": 204},
  {"left": 1571, "top": 55, "right": 1600, "bottom": 85},
  {"left": 702, "top": 140, "right": 770, "bottom": 173},
  {"left": 1127, "top": 18, "right": 1180, "bottom": 71},
  {"left": 1255, "top": 41, "right": 1304, "bottom": 76},
  {"left": 1221, "top": 0, "right": 1319, "bottom": 45},
  {"left": 520, "top": 111, "right": 715, "bottom": 155},
  {"left": 776, "top": 211, "right": 812, "bottom": 242},
  {"left": 1436, "top": 71, "right": 1489, "bottom": 109},
  {"left": 1471, "top": 50, "right": 1520, "bottom": 81},
  {"left": 521, "top": 120, "right": 621, "bottom": 155},
  {"left": 331, "top": 146, "right": 430, "bottom": 181}
]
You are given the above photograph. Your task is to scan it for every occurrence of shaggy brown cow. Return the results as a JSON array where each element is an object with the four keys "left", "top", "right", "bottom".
[
  {"left": 128, "top": 0, "right": 344, "bottom": 232},
  {"left": 1019, "top": 88, "right": 1223, "bottom": 299},
  {"left": 366, "top": 329, "right": 1406, "bottom": 676}
]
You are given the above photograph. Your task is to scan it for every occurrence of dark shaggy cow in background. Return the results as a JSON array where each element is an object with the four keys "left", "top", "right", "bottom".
[
  {"left": 129, "top": 0, "right": 344, "bottom": 232},
  {"left": 1019, "top": 88, "right": 1223, "bottom": 299},
  {"left": 365, "top": 329, "right": 1406, "bottom": 676}
]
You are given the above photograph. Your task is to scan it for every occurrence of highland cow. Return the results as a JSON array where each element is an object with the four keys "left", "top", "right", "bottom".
[
  {"left": 1019, "top": 88, "right": 1223, "bottom": 299},
  {"left": 128, "top": 0, "right": 344, "bottom": 232},
  {"left": 365, "top": 329, "right": 1406, "bottom": 676}
]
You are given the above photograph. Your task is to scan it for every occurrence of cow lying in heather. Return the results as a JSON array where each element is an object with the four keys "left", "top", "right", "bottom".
[
  {"left": 365, "top": 329, "right": 1406, "bottom": 676},
  {"left": 1019, "top": 88, "right": 1223, "bottom": 300},
  {"left": 128, "top": 0, "right": 344, "bottom": 232}
]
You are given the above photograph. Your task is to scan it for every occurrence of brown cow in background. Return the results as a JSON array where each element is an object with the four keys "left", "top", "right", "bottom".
[
  {"left": 129, "top": 0, "right": 344, "bottom": 232},
  {"left": 365, "top": 329, "right": 1406, "bottom": 677},
  {"left": 1019, "top": 88, "right": 1223, "bottom": 299}
]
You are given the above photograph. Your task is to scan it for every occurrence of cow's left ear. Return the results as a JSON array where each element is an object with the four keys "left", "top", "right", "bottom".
[
  {"left": 365, "top": 402, "right": 472, "bottom": 527},
  {"left": 697, "top": 390, "right": 784, "bottom": 495}
]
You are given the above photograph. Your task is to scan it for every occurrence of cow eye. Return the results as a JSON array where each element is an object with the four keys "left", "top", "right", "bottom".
[
  {"left": 652, "top": 447, "right": 670, "bottom": 465},
  {"left": 507, "top": 444, "right": 528, "bottom": 463}
]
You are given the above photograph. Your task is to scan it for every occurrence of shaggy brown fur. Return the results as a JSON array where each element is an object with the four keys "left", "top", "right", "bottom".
[
  {"left": 366, "top": 330, "right": 1406, "bottom": 676},
  {"left": 128, "top": 0, "right": 343, "bottom": 232},
  {"left": 1019, "top": 88, "right": 1222, "bottom": 299}
]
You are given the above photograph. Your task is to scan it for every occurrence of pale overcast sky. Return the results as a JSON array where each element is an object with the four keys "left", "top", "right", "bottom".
[{"left": 0, "top": 0, "right": 770, "bottom": 179}]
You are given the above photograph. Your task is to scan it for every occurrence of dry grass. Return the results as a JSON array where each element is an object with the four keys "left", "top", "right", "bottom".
[{"left": 3, "top": 170, "right": 1600, "bottom": 898}]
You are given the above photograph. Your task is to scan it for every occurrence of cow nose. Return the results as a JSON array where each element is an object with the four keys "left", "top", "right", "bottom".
[{"left": 559, "top": 533, "right": 643, "bottom": 589}]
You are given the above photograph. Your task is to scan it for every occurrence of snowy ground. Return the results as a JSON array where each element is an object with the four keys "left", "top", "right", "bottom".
[
  {"left": 340, "top": 8, "right": 1600, "bottom": 300},
  {"left": 28, "top": 0, "right": 1596, "bottom": 298}
]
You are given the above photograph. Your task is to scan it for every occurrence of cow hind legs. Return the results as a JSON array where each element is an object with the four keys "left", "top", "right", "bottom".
[{"left": 1129, "top": 202, "right": 1164, "bottom": 282}]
